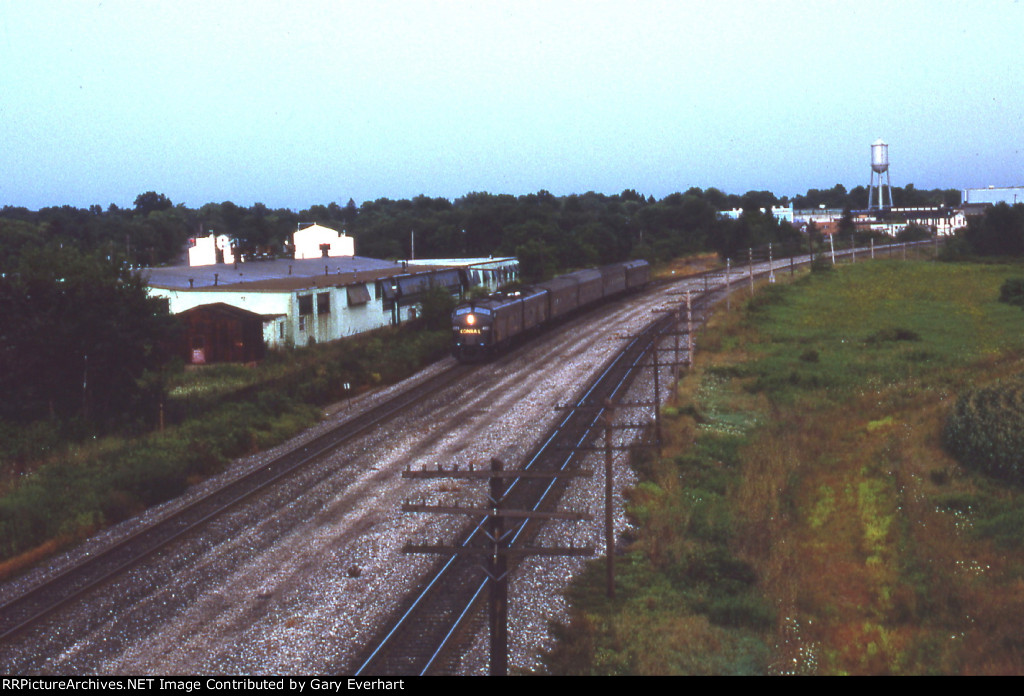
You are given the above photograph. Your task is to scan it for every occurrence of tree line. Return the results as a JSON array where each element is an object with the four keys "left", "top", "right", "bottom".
[
  {"left": 1, "top": 183, "right": 960, "bottom": 273},
  {"left": 0, "top": 184, "right": 963, "bottom": 436}
]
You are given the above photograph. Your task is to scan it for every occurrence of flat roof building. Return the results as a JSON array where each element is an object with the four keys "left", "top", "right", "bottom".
[
  {"left": 961, "top": 186, "right": 1024, "bottom": 206},
  {"left": 145, "top": 256, "right": 518, "bottom": 361}
]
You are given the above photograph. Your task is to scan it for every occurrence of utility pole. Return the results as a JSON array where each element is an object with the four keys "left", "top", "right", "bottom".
[
  {"left": 726, "top": 258, "right": 731, "bottom": 312},
  {"left": 748, "top": 247, "right": 754, "bottom": 294},
  {"left": 402, "top": 459, "right": 593, "bottom": 675}
]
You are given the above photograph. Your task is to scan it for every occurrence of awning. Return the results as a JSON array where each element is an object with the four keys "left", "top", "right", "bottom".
[{"left": 346, "top": 284, "right": 371, "bottom": 306}]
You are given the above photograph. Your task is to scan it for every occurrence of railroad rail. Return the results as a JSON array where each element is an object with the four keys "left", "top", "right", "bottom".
[
  {"left": 0, "top": 362, "right": 472, "bottom": 644},
  {"left": 350, "top": 240, "right": 936, "bottom": 675},
  {"left": 352, "top": 275, "right": 725, "bottom": 675},
  {"left": 0, "top": 239, "right": 932, "bottom": 664}
]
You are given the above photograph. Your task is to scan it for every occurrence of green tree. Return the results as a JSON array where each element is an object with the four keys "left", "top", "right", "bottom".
[
  {"left": 417, "top": 284, "right": 457, "bottom": 330},
  {"left": 133, "top": 191, "right": 173, "bottom": 217},
  {"left": 969, "top": 203, "right": 1024, "bottom": 256},
  {"left": 515, "top": 238, "right": 557, "bottom": 283},
  {"left": 0, "top": 245, "right": 179, "bottom": 429}
]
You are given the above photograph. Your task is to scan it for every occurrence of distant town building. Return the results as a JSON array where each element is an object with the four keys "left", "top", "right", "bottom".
[
  {"left": 293, "top": 223, "right": 355, "bottom": 259},
  {"left": 889, "top": 207, "right": 966, "bottom": 237},
  {"left": 961, "top": 186, "right": 1024, "bottom": 206},
  {"left": 793, "top": 208, "right": 845, "bottom": 225},
  {"left": 720, "top": 203, "right": 794, "bottom": 223},
  {"left": 188, "top": 233, "right": 236, "bottom": 266}
]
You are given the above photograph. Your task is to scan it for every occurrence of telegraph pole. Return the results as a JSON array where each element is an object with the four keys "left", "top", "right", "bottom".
[{"left": 402, "top": 459, "right": 593, "bottom": 675}]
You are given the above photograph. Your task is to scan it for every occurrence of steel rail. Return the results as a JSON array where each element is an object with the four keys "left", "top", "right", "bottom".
[
  {"left": 0, "top": 361, "right": 471, "bottom": 644},
  {"left": 352, "top": 240, "right": 936, "bottom": 674}
]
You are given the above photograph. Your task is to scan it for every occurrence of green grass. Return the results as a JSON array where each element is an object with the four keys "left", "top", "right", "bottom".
[
  {"left": 544, "top": 258, "right": 1024, "bottom": 675},
  {"left": 739, "top": 261, "right": 1024, "bottom": 405}
]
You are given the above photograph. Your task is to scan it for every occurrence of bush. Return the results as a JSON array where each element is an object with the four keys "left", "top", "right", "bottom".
[
  {"left": 998, "top": 278, "right": 1024, "bottom": 308},
  {"left": 810, "top": 255, "right": 834, "bottom": 273},
  {"left": 945, "top": 377, "right": 1024, "bottom": 482},
  {"left": 865, "top": 327, "right": 921, "bottom": 345},
  {"left": 706, "top": 594, "right": 776, "bottom": 631}
]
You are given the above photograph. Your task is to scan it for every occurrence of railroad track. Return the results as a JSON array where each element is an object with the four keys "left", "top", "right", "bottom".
[
  {"left": 349, "top": 241, "right": 936, "bottom": 675},
  {"left": 351, "top": 280, "right": 721, "bottom": 676},
  {"left": 0, "top": 240, "right": 930, "bottom": 665},
  {"left": 0, "top": 361, "right": 473, "bottom": 644}
]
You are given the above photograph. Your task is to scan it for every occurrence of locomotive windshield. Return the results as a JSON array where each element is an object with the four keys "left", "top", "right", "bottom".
[{"left": 454, "top": 306, "right": 490, "bottom": 315}]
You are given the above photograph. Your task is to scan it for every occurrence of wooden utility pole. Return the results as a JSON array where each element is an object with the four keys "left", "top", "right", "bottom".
[
  {"left": 748, "top": 247, "right": 754, "bottom": 294},
  {"left": 402, "top": 459, "right": 593, "bottom": 675},
  {"left": 726, "top": 258, "right": 731, "bottom": 311},
  {"left": 603, "top": 412, "right": 615, "bottom": 599}
]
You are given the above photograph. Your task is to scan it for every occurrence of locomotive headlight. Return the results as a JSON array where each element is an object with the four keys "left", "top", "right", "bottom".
[{"left": 466, "top": 314, "right": 476, "bottom": 326}]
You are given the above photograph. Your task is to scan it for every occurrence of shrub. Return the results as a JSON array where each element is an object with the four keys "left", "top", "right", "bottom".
[
  {"left": 706, "top": 594, "right": 776, "bottom": 631},
  {"left": 998, "top": 278, "right": 1024, "bottom": 308},
  {"left": 799, "top": 349, "right": 820, "bottom": 363},
  {"left": 865, "top": 327, "right": 921, "bottom": 345},
  {"left": 810, "top": 255, "right": 834, "bottom": 273},
  {"left": 945, "top": 377, "right": 1024, "bottom": 482}
]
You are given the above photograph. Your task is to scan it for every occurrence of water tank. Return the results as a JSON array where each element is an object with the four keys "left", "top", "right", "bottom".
[{"left": 871, "top": 139, "right": 889, "bottom": 173}]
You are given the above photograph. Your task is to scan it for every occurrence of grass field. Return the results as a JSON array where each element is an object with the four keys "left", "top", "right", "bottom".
[{"left": 544, "top": 259, "right": 1024, "bottom": 675}]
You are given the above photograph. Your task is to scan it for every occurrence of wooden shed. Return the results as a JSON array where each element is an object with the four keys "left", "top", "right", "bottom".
[{"left": 178, "top": 303, "right": 266, "bottom": 364}]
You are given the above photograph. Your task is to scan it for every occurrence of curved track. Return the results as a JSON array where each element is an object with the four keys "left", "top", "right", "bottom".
[
  {"left": 349, "top": 240, "right": 935, "bottom": 675},
  {"left": 0, "top": 363, "right": 471, "bottom": 644},
  {"left": 0, "top": 241, "right": 932, "bottom": 673}
]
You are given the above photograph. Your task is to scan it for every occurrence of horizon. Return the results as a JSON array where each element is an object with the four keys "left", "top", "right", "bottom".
[{"left": 0, "top": 180, "right": 969, "bottom": 216}]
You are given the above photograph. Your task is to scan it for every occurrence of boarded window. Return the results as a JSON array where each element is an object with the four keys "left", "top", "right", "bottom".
[
  {"left": 317, "top": 293, "right": 331, "bottom": 315},
  {"left": 346, "top": 284, "right": 371, "bottom": 306}
]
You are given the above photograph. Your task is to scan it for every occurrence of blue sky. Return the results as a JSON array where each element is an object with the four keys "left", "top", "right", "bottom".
[{"left": 2, "top": 0, "right": 1022, "bottom": 210}]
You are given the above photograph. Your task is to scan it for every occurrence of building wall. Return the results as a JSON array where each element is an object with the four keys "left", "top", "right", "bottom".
[
  {"left": 720, "top": 204, "right": 794, "bottom": 222},
  {"left": 962, "top": 186, "right": 1024, "bottom": 206},
  {"left": 293, "top": 224, "right": 355, "bottom": 260},
  {"left": 187, "top": 234, "right": 236, "bottom": 266},
  {"left": 290, "top": 284, "right": 383, "bottom": 347}
]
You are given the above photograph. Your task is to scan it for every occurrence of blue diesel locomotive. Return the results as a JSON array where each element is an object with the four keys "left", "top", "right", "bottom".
[{"left": 451, "top": 260, "right": 650, "bottom": 362}]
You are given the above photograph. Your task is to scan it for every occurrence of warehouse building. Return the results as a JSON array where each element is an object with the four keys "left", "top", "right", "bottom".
[
  {"left": 146, "top": 255, "right": 518, "bottom": 363},
  {"left": 961, "top": 186, "right": 1024, "bottom": 206}
]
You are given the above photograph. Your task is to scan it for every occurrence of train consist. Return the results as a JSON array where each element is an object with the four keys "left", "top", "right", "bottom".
[{"left": 451, "top": 260, "right": 651, "bottom": 361}]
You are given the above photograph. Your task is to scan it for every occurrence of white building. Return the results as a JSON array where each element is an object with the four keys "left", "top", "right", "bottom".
[
  {"left": 293, "top": 223, "right": 355, "bottom": 260},
  {"left": 891, "top": 207, "right": 967, "bottom": 237},
  {"left": 145, "top": 256, "right": 519, "bottom": 358},
  {"left": 187, "top": 233, "right": 236, "bottom": 266},
  {"left": 720, "top": 203, "right": 794, "bottom": 223},
  {"left": 961, "top": 186, "right": 1024, "bottom": 206}
]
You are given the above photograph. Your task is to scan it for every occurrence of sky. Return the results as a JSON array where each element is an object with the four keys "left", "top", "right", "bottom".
[{"left": 1, "top": 0, "right": 1022, "bottom": 211}]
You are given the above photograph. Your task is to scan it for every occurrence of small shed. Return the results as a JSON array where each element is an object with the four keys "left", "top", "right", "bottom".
[{"left": 178, "top": 303, "right": 267, "bottom": 364}]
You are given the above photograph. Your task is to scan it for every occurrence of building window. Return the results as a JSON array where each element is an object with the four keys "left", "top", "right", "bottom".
[
  {"left": 299, "top": 316, "right": 306, "bottom": 332},
  {"left": 317, "top": 293, "right": 331, "bottom": 315},
  {"left": 298, "top": 295, "right": 313, "bottom": 315}
]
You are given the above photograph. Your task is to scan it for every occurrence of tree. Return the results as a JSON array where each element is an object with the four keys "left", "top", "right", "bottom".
[
  {"left": 417, "top": 284, "right": 457, "bottom": 331},
  {"left": 963, "top": 203, "right": 1024, "bottom": 256},
  {"left": 133, "top": 191, "right": 173, "bottom": 217},
  {"left": 515, "top": 238, "right": 556, "bottom": 283},
  {"left": 0, "top": 245, "right": 179, "bottom": 429}
]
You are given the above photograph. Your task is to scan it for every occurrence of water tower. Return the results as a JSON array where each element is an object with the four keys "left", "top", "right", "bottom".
[{"left": 868, "top": 138, "right": 893, "bottom": 211}]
